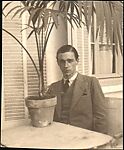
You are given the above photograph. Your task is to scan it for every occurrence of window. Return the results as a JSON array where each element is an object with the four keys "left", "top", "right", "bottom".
[{"left": 90, "top": 15, "right": 123, "bottom": 78}]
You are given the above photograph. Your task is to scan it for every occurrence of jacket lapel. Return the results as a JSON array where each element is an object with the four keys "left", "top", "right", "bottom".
[{"left": 70, "top": 73, "right": 86, "bottom": 110}]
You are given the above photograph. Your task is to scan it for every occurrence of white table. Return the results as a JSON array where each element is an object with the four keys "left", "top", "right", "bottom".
[{"left": 1, "top": 121, "right": 113, "bottom": 149}]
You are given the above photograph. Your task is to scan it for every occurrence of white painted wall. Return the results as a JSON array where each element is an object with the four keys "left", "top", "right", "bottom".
[{"left": 46, "top": 17, "right": 68, "bottom": 85}]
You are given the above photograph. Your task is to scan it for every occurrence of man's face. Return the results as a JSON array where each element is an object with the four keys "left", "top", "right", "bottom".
[{"left": 57, "top": 51, "right": 78, "bottom": 79}]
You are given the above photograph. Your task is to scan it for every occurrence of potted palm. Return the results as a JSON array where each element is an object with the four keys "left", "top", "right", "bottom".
[{"left": 2, "top": 1, "right": 122, "bottom": 127}]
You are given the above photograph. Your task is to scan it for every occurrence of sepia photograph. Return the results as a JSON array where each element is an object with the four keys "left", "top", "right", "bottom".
[{"left": 1, "top": 1, "right": 123, "bottom": 149}]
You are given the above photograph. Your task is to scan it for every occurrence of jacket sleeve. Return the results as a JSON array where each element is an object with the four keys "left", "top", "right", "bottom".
[
  {"left": 91, "top": 77, "right": 108, "bottom": 134},
  {"left": 46, "top": 83, "right": 57, "bottom": 97}
]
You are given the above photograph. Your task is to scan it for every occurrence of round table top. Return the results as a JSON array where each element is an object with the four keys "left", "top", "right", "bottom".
[{"left": 1, "top": 121, "right": 113, "bottom": 149}]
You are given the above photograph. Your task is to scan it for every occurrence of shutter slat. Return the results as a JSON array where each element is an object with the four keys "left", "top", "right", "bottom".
[
  {"left": 5, "top": 116, "right": 25, "bottom": 121},
  {"left": 77, "top": 28, "right": 83, "bottom": 73}
]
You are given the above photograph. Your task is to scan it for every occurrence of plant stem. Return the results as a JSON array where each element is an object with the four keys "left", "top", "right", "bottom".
[
  {"left": 42, "top": 22, "right": 55, "bottom": 61},
  {"left": 33, "top": 25, "right": 41, "bottom": 71}
]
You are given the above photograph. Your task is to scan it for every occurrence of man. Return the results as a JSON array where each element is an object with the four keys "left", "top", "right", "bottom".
[{"left": 47, "top": 45, "right": 107, "bottom": 134}]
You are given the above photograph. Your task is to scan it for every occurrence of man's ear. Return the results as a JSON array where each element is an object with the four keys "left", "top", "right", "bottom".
[
  {"left": 57, "top": 59, "right": 60, "bottom": 65},
  {"left": 76, "top": 58, "right": 79, "bottom": 63}
]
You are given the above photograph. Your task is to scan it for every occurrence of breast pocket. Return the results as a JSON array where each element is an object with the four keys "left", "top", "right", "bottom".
[
  {"left": 75, "top": 94, "right": 92, "bottom": 113},
  {"left": 80, "top": 93, "right": 90, "bottom": 101},
  {"left": 80, "top": 87, "right": 90, "bottom": 100}
]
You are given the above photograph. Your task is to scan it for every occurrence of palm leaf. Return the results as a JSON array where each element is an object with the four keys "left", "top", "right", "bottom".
[
  {"left": 19, "top": 6, "right": 33, "bottom": 18},
  {"left": 20, "top": 23, "right": 35, "bottom": 32},
  {"left": 68, "top": 2, "right": 73, "bottom": 27},
  {"left": 103, "top": 2, "right": 113, "bottom": 44},
  {"left": 66, "top": 15, "right": 74, "bottom": 29},
  {"left": 73, "top": 2, "right": 82, "bottom": 27},
  {"left": 71, "top": 15, "right": 80, "bottom": 28},
  {"left": 59, "top": 1, "right": 65, "bottom": 11},
  {"left": 83, "top": 1, "right": 89, "bottom": 31},
  {"left": 43, "top": 10, "right": 49, "bottom": 31},
  {"left": 113, "top": 8, "right": 121, "bottom": 55},
  {"left": 99, "top": 2, "right": 106, "bottom": 44},
  {"left": 39, "top": 1, "right": 50, "bottom": 8},
  {"left": 5, "top": 5, "right": 21, "bottom": 17},
  {"left": 61, "top": 1, "right": 68, "bottom": 14},
  {"left": 110, "top": 1, "right": 122, "bottom": 54},
  {"left": 78, "top": 1, "right": 83, "bottom": 22},
  {"left": 48, "top": 1, "right": 57, "bottom": 9},
  {"left": 28, "top": 7, "right": 42, "bottom": 26},
  {"left": 20, "top": 27, "right": 29, "bottom": 32},
  {"left": 37, "top": 15, "right": 43, "bottom": 34},
  {"left": 27, "top": 29, "right": 35, "bottom": 39},
  {"left": 2, "top": 1, "right": 12, "bottom": 11},
  {"left": 94, "top": 1, "right": 104, "bottom": 39},
  {"left": 68, "top": 13, "right": 84, "bottom": 28},
  {"left": 24, "top": 0, "right": 31, "bottom": 7},
  {"left": 2, "top": 12, "right": 6, "bottom": 17},
  {"left": 87, "top": 1, "right": 93, "bottom": 28},
  {"left": 11, "top": 7, "right": 26, "bottom": 19},
  {"left": 68, "top": 1, "right": 71, "bottom": 12},
  {"left": 35, "top": 1, "right": 43, "bottom": 7},
  {"left": 51, "top": 11, "right": 59, "bottom": 28},
  {"left": 30, "top": 0, "right": 36, "bottom": 6},
  {"left": 117, "top": 24, "right": 123, "bottom": 54},
  {"left": 21, "top": 1, "right": 26, "bottom": 6},
  {"left": 113, "top": 4, "right": 123, "bottom": 54},
  {"left": 113, "top": 20, "right": 119, "bottom": 55}
]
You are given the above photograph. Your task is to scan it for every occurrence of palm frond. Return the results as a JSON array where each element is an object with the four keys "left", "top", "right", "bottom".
[
  {"left": 82, "top": 1, "right": 89, "bottom": 31},
  {"left": 43, "top": 10, "right": 49, "bottom": 31},
  {"left": 19, "top": 6, "right": 33, "bottom": 18},
  {"left": 27, "top": 29, "right": 35, "bottom": 39},
  {"left": 87, "top": 1, "right": 93, "bottom": 29},
  {"left": 11, "top": 7, "right": 26, "bottom": 19},
  {"left": 5, "top": 5, "right": 21, "bottom": 17},
  {"left": 73, "top": 1, "right": 82, "bottom": 27},
  {"left": 51, "top": 12, "right": 59, "bottom": 28},
  {"left": 28, "top": 7, "right": 42, "bottom": 26},
  {"left": 20, "top": 26, "right": 29, "bottom": 32},
  {"left": 66, "top": 15, "right": 74, "bottom": 29},
  {"left": 2, "top": 1, "right": 12, "bottom": 11},
  {"left": 35, "top": 1, "right": 42, "bottom": 7}
]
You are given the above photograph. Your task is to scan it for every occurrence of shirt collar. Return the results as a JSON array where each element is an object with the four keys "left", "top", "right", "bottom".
[{"left": 63, "top": 72, "right": 78, "bottom": 86}]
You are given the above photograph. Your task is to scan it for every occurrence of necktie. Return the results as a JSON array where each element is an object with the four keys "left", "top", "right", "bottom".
[{"left": 63, "top": 80, "right": 69, "bottom": 93}]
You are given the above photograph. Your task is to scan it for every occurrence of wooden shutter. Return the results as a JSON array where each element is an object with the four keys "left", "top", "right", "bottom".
[
  {"left": 26, "top": 30, "right": 39, "bottom": 96},
  {"left": 2, "top": 2, "right": 25, "bottom": 124},
  {"left": 77, "top": 28, "right": 83, "bottom": 74},
  {"left": 72, "top": 25, "right": 90, "bottom": 75},
  {"left": 83, "top": 25, "right": 90, "bottom": 75}
]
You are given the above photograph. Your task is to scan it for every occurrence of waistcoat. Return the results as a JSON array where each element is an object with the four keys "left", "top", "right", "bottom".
[{"left": 60, "top": 81, "right": 75, "bottom": 124}]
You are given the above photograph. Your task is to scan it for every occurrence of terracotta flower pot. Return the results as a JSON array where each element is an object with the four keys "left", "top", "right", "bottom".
[{"left": 25, "top": 96, "right": 57, "bottom": 128}]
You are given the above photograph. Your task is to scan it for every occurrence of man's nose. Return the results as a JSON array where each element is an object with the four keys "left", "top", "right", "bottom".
[{"left": 64, "top": 61, "right": 69, "bottom": 67}]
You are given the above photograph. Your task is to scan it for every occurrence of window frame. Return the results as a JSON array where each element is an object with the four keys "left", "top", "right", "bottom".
[{"left": 90, "top": 13, "right": 123, "bottom": 78}]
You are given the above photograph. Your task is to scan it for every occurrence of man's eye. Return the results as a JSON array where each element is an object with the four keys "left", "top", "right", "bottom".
[
  {"left": 67, "top": 59, "right": 73, "bottom": 63},
  {"left": 59, "top": 60, "right": 64, "bottom": 63},
  {"left": 59, "top": 59, "right": 74, "bottom": 64}
]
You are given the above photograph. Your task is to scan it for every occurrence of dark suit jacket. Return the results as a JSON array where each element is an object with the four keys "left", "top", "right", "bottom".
[{"left": 48, "top": 73, "right": 107, "bottom": 134}]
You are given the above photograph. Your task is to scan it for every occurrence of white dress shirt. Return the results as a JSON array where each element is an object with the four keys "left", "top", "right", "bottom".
[{"left": 63, "top": 72, "right": 78, "bottom": 86}]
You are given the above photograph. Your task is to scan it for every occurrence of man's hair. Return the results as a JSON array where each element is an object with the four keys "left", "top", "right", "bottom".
[{"left": 56, "top": 45, "right": 79, "bottom": 60}]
